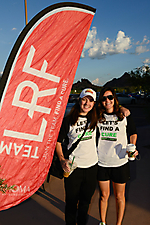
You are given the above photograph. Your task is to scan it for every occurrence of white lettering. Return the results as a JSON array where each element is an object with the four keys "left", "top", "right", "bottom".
[
  {"left": 0, "top": 141, "right": 12, "bottom": 154},
  {"left": 11, "top": 185, "right": 30, "bottom": 193},
  {"left": 31, "top": 147, "right": 39, "bottom": 159},
  {"left": 0, "top": 141, "right": 39, "bottom": 158},
  {"left": 23, "top": 45, "right": 60, "bottom": 83},
  {"left": 12, "top": 80, "right": 56, "bottom": 118},
  {"left": 61, "top": 79, "right": 68, "bottom": 95},
  {"left": 22, "top": 145, "right": 32, "bottom": 157},
  {"left": 4, "top": 118, "right": 47, "bottom": 142},
  {"left": 14, "top": 143, "right": 23, "bottom": 155},
  {"left": 54, "top": 101, "right": 62, "bottom": 115},
  {"left": 5, "top": 45, "right": 61, "bottom": 142}
]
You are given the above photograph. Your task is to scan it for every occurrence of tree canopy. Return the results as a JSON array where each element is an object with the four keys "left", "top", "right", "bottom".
[{"left": 129, "top": 65, "right": 150, "bottom": 92}]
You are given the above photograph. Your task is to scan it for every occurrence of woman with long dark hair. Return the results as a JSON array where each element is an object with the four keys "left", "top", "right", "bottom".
[
  {"left": 56, "top": 88, "right": 98, "bottom": 225},
  {"left": 97, "top": 87, "right": 138, "bottom": 225}
]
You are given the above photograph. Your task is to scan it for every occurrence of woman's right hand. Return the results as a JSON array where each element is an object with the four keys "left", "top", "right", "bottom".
[
  {"left": 60, "top": 159, "right": 71, "bottom": 172},
  {"left": 56, "top": 142, "right": 71, "bottom": 172}
]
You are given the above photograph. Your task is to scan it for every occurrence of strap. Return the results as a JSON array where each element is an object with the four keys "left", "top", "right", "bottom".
[{"left": 65, "top": 119, "right": 89, "bottom": 157}]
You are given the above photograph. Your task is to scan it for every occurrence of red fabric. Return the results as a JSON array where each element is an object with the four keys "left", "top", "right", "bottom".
[{"left": 0, "top": 6, "right": 94, "bottom": 210}]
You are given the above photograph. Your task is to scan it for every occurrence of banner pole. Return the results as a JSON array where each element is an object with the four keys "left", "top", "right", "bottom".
[{"left": 24, "top": 0, "right": 28, "bottom": 25}]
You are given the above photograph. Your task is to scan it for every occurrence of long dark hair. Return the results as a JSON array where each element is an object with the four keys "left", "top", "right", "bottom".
[
  {"left": 68, "top": 98, "right": 97, "bottom": 130},
  {"left": 97, "top": 87, "right": 124, "bottom": 122}
]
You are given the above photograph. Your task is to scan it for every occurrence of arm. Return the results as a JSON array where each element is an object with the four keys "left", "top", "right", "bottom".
[
  {"left": 126, "top": 115, "right": 138, "bottom": 157},
  {"left": 120, "top": 106, "right": 130, "bottom": 117},
  {"left": 56, "top": 142, "right": 70, "bottom": 172},
  {"left": 56, "top": 115, "right": 71, "bottom": 171},
  {"left": 130, "top": 133, "right": 137, "bottom": 145},
  {"left": 129, "top": 134, "right": 138, "bottom": 157}
]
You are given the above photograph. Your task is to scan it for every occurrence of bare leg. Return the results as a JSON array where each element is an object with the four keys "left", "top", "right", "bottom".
[
  {"left": 113, "top": 182, "right": 126, "bottom": 225},
  {"left": 98, "top": 180, "right": 110, "bottom": 224}
]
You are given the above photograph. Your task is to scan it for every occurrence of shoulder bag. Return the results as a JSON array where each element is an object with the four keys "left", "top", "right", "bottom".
[{"left": 47, "top": 121, "right": 88, "bottom": 180}]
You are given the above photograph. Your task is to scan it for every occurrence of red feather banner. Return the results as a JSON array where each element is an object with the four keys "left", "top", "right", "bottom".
[{"left": 0, "top": 2, "right": 96, "bottom": 210}]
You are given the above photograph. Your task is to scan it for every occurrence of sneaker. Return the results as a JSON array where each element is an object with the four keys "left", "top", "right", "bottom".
[{"left": 99, "top": 222, "right": 106, "bottom": 225}]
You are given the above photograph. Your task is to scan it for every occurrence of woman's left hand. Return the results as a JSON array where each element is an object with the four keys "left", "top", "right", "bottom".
[
  {"left": 133, "top": 149, "right": 138, "bottom": 157},
  {"left": 126, "top": 149, "right": 138, "bottom": 158}
]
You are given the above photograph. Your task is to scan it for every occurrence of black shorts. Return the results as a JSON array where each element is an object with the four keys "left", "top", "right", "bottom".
[{"left": 97, "top": 162, "right": 130, "bottom": 184}]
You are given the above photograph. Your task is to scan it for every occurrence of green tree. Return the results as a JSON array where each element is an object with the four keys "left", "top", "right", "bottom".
[{"left": 129, "top": 65, "right": 150, "bottom": 92}]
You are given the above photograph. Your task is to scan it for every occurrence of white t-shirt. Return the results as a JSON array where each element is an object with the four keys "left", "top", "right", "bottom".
[
  {"left": 97, "top": 114, "right": 129, "bottom": 167},
  {"left": 58, "top": 115, "right": 98, "bottom": 168}
]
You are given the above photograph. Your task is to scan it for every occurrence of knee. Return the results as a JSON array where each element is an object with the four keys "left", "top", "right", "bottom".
[
  {"left": 115, "top": 192, "right": 125, "bottom": 202},
  {"left": 100, "top": 190, "right": 110, "bottom": 202}
]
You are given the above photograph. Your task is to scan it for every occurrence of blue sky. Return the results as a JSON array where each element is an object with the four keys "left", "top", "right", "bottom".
[{"left": 0, "top": 0, "right": 150, "bottom": 85}]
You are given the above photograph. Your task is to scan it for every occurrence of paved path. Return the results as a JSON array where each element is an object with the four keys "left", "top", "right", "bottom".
[{"left": 0, "top": 103, "right": 150, "bottom": 225}]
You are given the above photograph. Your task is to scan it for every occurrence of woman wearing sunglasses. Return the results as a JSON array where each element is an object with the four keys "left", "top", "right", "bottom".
[{"left": 97, "top": 87, "right": 138, "bottom": 225}]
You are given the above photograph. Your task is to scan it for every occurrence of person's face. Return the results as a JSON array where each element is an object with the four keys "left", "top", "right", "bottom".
[
  {"left": 79, "top": 96, "right": 95, "bottom": 115},
  {"left": 101, "top": 90, "right": 114, "bottom": 113}
]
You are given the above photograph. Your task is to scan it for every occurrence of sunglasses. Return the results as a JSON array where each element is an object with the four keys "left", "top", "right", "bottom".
[{"left": 101, "top": 95, "right": 114, "bottom": 102}]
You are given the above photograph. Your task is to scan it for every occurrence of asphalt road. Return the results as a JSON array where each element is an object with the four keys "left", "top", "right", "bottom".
[{"left": 124, "top": 100, "right": 150, "bottom": 128}]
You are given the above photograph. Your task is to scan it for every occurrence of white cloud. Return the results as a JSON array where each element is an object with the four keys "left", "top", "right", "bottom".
[
  {"left": 92, "top": 78, "right": 103, "bottom": 86},
  {"left": 134, "top": 35, "right": 150, "bottom": 54},
  {"left": 135, "top": 46, "right": 149, "bottom": 54},
  {"left": 143, "top": 58, "right": 150, "bottom": 64},
  {"left": 12, "top": 28, "right": 17, "bottom": 31},
  {"left": 135, "top": 41, "right": 140, "bottom": 45},
  {"left": 0, "top": 71, "right": 3, "bottom": 76},
  {"left": 136, "top": 35, "right": 150, "bottom": 45},
  {"left": 115, "top": 31, "right": 131, "bottom": 53},
  {"left": 81, "top": 27, "right": 97, "bottom": 58},
  {"left": 82, "top": 27, "right": 132, "bottom": 59}
]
